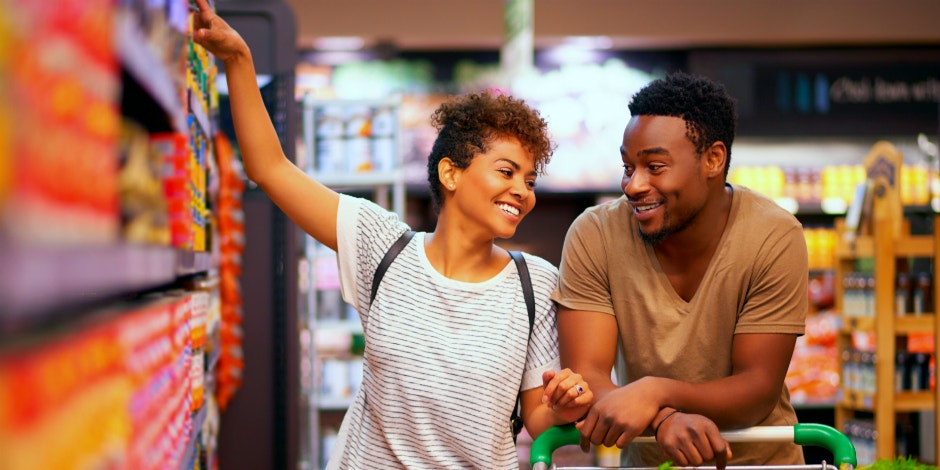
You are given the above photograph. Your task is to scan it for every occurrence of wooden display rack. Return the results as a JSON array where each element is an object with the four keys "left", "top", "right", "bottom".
[{"left": 834, "top": 141, "right": 940, "bottom": 462}]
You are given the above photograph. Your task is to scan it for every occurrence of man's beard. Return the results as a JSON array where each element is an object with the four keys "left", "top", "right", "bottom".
[
  {"left": 638, "top": 209, "right": 696, "bottom": 246},
  {"left": 639, "top": 226, "right": 668, "bottom": 245}
]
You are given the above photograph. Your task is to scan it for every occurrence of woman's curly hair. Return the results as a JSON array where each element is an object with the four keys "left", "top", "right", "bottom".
[
  {"left": 426, "top": 91, "right": 554, "bottom": 212},
  {"left": 628, "top": 72, "right": 737, "bottom": 178}
]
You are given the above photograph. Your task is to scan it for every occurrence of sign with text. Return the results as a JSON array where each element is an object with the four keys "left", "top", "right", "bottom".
[{"left": 690, "top": 49, "right": 940, "bottom": 137}]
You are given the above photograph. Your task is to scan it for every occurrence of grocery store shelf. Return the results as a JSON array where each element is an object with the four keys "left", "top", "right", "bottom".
[
  {"left": 894, "top": 314, "right": 936, "bottom": 333},
  {"left": 315, "top": 395, "right": 355, "bottom": 411},
  {"left": 302, "top": 95, "right": 401, "bottom": 108},
  {"left": 115, "top": 8, "right": 186, "bottom": 134},
  {"left": 838, "top": 388, "right": 936, "bottom": 413},
  {"left": 309, "top": 170, "right": 404, "bottom": 188},
  {"left": 840, "top": 316, "right": 875, "bottom": 332},
  {"left": 316, "top": 319, "right": 363, "bottom": 333},
  {"left": 894, "top": 391, "right": 936, "bottom": 412},
  {"left": 838, "top": 389, "right": 874, "bottom": 411},
  {"left": 0, "top": 243, "right": 212, "bottom": 329},
  {"left": 841, "top": 314, "right": 936, "bottom": 334},
  {"left": 178, "top": 249, "right": 213, "bottom": 276}
]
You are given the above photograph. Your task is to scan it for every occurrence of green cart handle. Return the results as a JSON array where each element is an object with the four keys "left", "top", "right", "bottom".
[
  {"left": 529, "top": 424, "right": 580, "bottom": 468},
  {"left": 530, "top": 423, "right": 856, "bottom": 469}
]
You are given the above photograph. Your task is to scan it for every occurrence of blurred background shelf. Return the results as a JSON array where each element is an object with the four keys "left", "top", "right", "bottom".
[{"left": 0, "top": 243, "right": 211, "bottom": 329}]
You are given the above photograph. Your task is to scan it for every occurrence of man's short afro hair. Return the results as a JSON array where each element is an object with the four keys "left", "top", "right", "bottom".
[{"left": 628, "top": 72, "right": 737, "bottom": 176}]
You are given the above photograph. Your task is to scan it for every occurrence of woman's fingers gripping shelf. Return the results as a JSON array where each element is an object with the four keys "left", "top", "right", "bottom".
[{"left": 190, "top": 0, "right": 249, "bottom": 63}]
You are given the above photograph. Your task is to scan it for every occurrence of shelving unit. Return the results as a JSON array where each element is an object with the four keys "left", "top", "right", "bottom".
[
  {"left": 301, "top": 95, "right": 406, "bottom": 216},
  {"left": 297, "top": 95, "right": 405, "bottom": 470},
  {"left": 833, "top": 141, "right": 940, "bottom": 464},
  {"left": 0, "top": 1, "right": 243, "bottom": 469}
]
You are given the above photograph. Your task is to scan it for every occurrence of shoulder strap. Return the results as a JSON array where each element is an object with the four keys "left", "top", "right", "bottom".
[
  {"left": 508, "top": 250, "right": 535, "bottom": 441},
  {"left": 369, "top": 230, "right": 416, "bottom": 306},
  {"left": 508, "top": 250, "right": 535, "bottom": 338}
]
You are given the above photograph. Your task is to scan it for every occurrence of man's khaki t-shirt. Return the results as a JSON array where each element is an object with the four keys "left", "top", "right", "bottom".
[{"left": 552, "top": 184, "right": 807, "bottom": 465}]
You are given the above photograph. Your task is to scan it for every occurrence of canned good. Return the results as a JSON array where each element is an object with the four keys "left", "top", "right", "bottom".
[
  {"left": 345, "top": 137, "right": 372, "bottom": 172},
  {"left": 345, "top": 106, "right": 373, "bottom": 172},
  {"left": 315, "top": 106, "right": 347, "bottom": 174},
  {"left": 316, "top": 138, "right": 346, "bottom": 174},
  {"left": 372, "top": 137, "right": 396, "bottom": 171}
]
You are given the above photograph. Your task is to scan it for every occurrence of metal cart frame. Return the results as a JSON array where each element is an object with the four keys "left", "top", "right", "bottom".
[{"left": 530, "top": 424, "right": 857, "bottom": 470}]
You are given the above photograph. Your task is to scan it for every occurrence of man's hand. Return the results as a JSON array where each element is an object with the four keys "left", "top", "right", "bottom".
[
  {"left": 574, "top": 377, "right": 662, "bottom": 450},
  {"left": 656, "top": 412, "right": 732, "bottom": 470}
]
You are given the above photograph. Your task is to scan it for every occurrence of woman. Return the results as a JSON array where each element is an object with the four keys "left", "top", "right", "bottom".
[{"left": 192, "top": 1, "right": 592, "bottom": 468}]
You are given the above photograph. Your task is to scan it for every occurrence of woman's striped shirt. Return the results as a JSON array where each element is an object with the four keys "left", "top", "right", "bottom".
[{"left": 326, "top": 195, "right": 560, "bottom": 469}]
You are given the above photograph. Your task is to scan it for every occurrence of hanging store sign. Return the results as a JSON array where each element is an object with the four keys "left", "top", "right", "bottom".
[
  {"left": 753, "top": 65, "right": 940, "bottom": 133},
  {"left": 689, "top": 49, "right": 940, "bottom": 137}
]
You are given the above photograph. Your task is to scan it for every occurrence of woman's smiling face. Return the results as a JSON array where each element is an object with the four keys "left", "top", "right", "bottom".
[{"left": 449, "top": 136, "right": 538, "bottom": 240}]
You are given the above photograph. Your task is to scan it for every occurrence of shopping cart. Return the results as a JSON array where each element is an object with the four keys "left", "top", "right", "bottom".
[{"left": 530, "top": 424, "right": 857, "bottom": 470}]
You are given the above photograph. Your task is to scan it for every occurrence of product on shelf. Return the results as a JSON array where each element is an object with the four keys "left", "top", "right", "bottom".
[
  {"left": 0, "top": 294, "right": 210, "bottom": 470},
  {"left": 2, "top": 0, "right": 121, "bottom": 246},
  {"left": 0, "top": 3, "right": 11, "bottom": 211},
  {"left": 0, "top": 1, "right": 232, "bottom": 469},
  {"left": 212, "top": 131, "right": 246, "bottom": 410},
  {"left": 727, "top": 163, "right": 927, "bottom": 215},
  {"left": 153, "top": 132, "right": 196, "bottom": 250},
  {"left": 305, "top": 96, "right": 403, "bottom": 177},
  {"left": 119, "top": 119, "right": 171, "bottom": 244},
  {"left": 787, "top": 311, "right": 840, "bottom": 404},
  {"left": 805, "top": 227, "right": 838, "bottom": 271},
  {"left": 808, "top": 268, "right": 835, "bottom": 309}
]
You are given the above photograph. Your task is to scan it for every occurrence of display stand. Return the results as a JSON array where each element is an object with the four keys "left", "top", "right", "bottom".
[
  {"left": 834, "top": 141, "right": 939, "bottom": 463},
  {"left": 298, "top": 95, "right": 405, "bottom": 469}
]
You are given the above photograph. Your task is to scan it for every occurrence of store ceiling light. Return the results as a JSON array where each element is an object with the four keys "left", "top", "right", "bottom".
[
  {"left": 562, "top": 36, "right": 614, "bottom": 49},
  {"left": 313, "top": 37, "right": 366, "bottom": 51},
  {"left": 538, "top": 36, "right": 615, "bottom": 66}
]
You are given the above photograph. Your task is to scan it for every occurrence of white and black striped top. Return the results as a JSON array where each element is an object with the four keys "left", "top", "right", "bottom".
[{"left": 326, "top": 195, "right": 560, "bottom": 469}]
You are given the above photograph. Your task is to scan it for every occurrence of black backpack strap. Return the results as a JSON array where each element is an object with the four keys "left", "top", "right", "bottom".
[
  {"left": 369, "top": 230, "right": 416, "bottom": 306},
  {"left": 508, "top": 250, "right": 535, "bottom": 338},
  {"left": 507, "top": 250, "right": 535, "bottom": 441}
]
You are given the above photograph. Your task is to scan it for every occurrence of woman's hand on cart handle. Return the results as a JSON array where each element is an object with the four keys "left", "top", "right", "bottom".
[
  {"left": 655, "top": 411, "right": 732, "bottom": 470},
  {"left": 541, "top": 369, "right": 593, "bottom": 424}
]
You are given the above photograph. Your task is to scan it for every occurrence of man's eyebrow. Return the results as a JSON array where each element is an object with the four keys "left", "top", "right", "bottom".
[
  {"left": 620, "top": 146, "right": 670, "bottom": 157},
  {"left": 637, "top": 147, "right": 669, "bottom": 157}
]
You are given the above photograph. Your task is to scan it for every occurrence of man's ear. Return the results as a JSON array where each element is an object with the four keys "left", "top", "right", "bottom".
[
  {"left": 704, "top": 142, "right": 728, "bottom": 179},
  {"left": 438, "top": 157, "right": 458, "bottom": 190}
]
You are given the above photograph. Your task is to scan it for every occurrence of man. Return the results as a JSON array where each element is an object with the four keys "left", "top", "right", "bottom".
[{"left": 551, "top": 72, "right": 807, "bottom": 467}]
